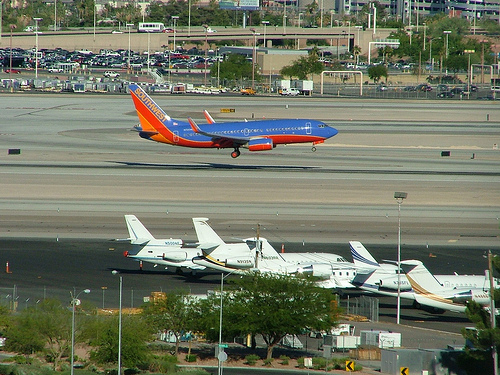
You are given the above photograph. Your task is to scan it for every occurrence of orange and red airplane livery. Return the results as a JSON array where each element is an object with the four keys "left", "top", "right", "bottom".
[{"left": 128, "top": 84, "right": 338, "bottom": 158}]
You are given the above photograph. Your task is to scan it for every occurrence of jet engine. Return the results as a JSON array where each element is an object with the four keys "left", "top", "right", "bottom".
[
  {"left": 295, "top": 264, "right": 332, "bottom": 280},
  {"left": 450, "top": 290, "right": 490, "bottom": 305},
  {"left": 376, "top": 276, "right": 412, "bottom": 291},
  {"left": 224, "top": 256, "right": 255, "bottom": 269},
  {"left": 248, "top": 138, "right": 273, "bottom": 152},
  {"left": 162, "top": 252, "right": 188, "bottom": 262}
]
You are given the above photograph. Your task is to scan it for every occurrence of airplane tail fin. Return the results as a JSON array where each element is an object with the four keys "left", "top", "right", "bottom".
[
  {"left": 400, "top": 260, "right": 444, "bottom": 293},
  {"left": 349, "top": 241, "right": 380, "bottom": 268},
  {"left": 192, "top": 218, "right": 225, "bottom": 252},
  {"left": 128, "top": 84, "right": 181, "bottom": 144},
  {"left": 125, "top": 215, "right": 155, "bottom": 245}
]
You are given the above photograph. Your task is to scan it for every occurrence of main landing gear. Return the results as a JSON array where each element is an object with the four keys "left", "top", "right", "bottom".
[{"left": 231, "top": 148, "right": 241, "bottom": 158}]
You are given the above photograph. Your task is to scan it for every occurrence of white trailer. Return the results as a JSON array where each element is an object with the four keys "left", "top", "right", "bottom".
[
  {"left": 360, "top": 330, "right": 401, "bottom": 348},
  {"left": 324, "top": 334, "right": 360, "bottom": 351}
]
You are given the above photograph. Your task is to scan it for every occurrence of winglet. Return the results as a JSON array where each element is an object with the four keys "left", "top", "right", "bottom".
[
  {"left": 188, "top": 117, "right": 201, "bottom": 133},
  {"left": 203, "top": 110, "right": 216, "bottom": 124}
]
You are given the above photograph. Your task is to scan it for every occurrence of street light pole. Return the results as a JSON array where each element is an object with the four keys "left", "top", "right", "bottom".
[
  {"left": 147, "top": 31, "right": 151, "bottom": 74},
  {"left": 54, "top": 0, "right": 57, "bottom": 32},
  {"left": 218, "top": 270, "right": 236, "bottom": 375},
  {"left": 127, "top": 23, "right": 134, "bottom": 72},
  {"left": 70, "top": 289, "right": 90, "bottom": 375},
  {"left": 250, "top": 28, "right": 260, "bottom": 91},
  {"left": 464, "top": 49, "right": 475, "bottom": 99},
  {"left": 262, "top": 21, "right": 269, "bottom": 48},
  {"left": 9, "top": 24, "right": 16, "bottom": 92},
  {"left": 443, "top": 30, "right": 451, "bottom": 58},
  {"left": 112, "top": 270, "right": 123, "bottom": 375},
  {"left": 203, "top": 24, "right": 208, "bottom": 86},
  {"left": 33, "top": 17, "right": 42, "bottom": 80},
  {"left": 488, "top": 251, "right": 498, "bottom": 375},
  {"left": 172, "top": 16, "right": 179, "bottom": 53},
  {"left": 394, "top": 192, "right": 407, "bottom": 325}
]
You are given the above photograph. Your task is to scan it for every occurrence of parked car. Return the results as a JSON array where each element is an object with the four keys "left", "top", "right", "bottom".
[
  {"left": 437, "top": 91, "right": 454, "bottom": 98},
  {"left": 103, "top": 71, "right": 120, "bottom": 78},
  {"left": 4, "top": 68, "right": 21, "bottom": 74},
  {"left": 404, "top": 85, "right": 417, "bottom": 91},
  {"left": 240, "top": 87, "right": 256, "bottom": 95},
  {"left": 48, "top": 67, "right": 64, "bottom": 73},
  {"left": 280, "top": 88, "right": 300, "bottom": 96},
  {"left": 437, "top": 84, "right": 449, "bottom": 92},
  {"left": 450, "top": 87, "right": 464, "bottom": 95},
  {"left": 376, "top": 84, "right": 388, "bottom": 92},
  {"left": 464, "top": 84, "right": 478, "bottom": 92},
  {"left": 416, "top": 84, "right": 432, "bottom": 92}
]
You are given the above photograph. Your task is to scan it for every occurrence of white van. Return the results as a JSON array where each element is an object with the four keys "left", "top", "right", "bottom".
[{"left": 280, "top": 87, "right": 300, "bottom": 96}]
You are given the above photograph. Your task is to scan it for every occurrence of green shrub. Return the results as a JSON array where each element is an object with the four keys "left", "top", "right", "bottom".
[
  {"left": 185, "top": 354, "right": 197, "bottom": 362},
  {"left": 312, "top": 356, "right": 327, "bottom": 370},
  {"left": 263, "top": 358, "right": 273, "bottom": 366},
  {"left": 297, "top": 357, "right": 304, "bottom": 368},
  {"left": 279, "top": 355, "right": 289, "bottom": 365},
  {"left": 244, "top": 354, "right": 260, "bottom": 366}
]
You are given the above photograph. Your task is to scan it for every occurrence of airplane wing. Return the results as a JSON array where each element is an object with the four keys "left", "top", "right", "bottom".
[
  {"left": 188, "top": 117, "right": 256, "bottom": 144},
  {"left": 203, "top": 110, "right": 216, "bottom": 124}
]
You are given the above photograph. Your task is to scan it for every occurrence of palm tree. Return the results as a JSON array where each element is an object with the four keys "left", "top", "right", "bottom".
[{"left": 352, "top": 45, "right": 361, "bottom": 65}]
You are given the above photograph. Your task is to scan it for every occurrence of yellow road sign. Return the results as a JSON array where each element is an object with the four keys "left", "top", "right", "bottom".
[
  {"left": 400, "top": 367, "right": 409, "bottom": 375},
  {"left": 346, "top": 360, "right": 354, "bottom": 372}
]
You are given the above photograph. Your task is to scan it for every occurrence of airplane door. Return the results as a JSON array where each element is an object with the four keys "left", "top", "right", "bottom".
[
  {"left": 305, "top": 122, "right": 312, "bottom": 135},
  {"left": 173, "top": 131, "right": 179, "bottom": 143}
]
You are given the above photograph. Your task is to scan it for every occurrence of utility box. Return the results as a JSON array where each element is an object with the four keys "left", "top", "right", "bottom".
[{"left": 360, "top": 330, "right": 401, "bottom": 348}]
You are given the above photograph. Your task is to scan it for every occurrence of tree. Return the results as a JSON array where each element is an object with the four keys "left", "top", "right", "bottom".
[
  {"left": 198, "top": 273, "right": 340, "bottom": 360},
  {"left": 87, "top": 314, "right": 152, "bottom": 368},
  {"left": 459, "top": 254, "right": 500, "bottom": 374},
  {"left": 142, "top": 290, "right": 197, "bottom": 357},
  {"left": 279, "top": 49, "right": 323, "bottom": 80},
  {"left": 367, "top": 64, "right": 388, "bottom": 83},
  {"left": 210, "top": 53, "right": 256, "bottom": 85},
  {"left": 4, "top": 299, "right": 71, "bottom": 369}
]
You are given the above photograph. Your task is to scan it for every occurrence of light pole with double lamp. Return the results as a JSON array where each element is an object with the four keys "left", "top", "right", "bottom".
[
  {"left": 70, "top": 289, "right": 90, "bottom": 375},
  {"left": 394, "top": 192, "right": 407, "bottom": 325},
  {"left": 33, "top": 17, "right": 42, "bottom": 79},
  {"left": 112, "top": 270, "right": 123, "bottom": 375}
]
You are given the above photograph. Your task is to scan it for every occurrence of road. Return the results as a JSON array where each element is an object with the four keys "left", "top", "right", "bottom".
[{"left": 0, "top": 92, "right": 499, "bottom": 345}]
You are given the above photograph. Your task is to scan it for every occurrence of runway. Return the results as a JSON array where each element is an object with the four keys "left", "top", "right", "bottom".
[{"left": 0, "top": 92, "right": 499, "bottom": 337}]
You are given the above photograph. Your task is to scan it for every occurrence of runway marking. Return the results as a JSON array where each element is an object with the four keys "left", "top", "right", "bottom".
[{"left": 11, "top": 105, "right": 95, "bottom": 118}]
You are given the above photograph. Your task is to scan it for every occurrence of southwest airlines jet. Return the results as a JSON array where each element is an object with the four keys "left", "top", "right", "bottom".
[{"left": 128, "top": 84, "right": 338, "bottom": 158}]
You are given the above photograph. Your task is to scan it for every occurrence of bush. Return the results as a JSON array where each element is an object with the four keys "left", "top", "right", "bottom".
[
  {"left": 244, "top": 354, "right": 260, "bottom": 366},
  {"left": 147, "top": 357, "right": 177, "bottom": 373},
  {"left": 312, "top": 356, "right": 327, "bottom": 370},
  {"left": 263, "top": 358, "right": 273, "bottom": 366},
  {"left": 279, "top": 355, "right": 289, "bottom": 365},
  {"left": 12, "top": 355, "right": 29, "bottom": 365},
  {"left": 185, "top": 354, "right": 197, "bottom": 362}
]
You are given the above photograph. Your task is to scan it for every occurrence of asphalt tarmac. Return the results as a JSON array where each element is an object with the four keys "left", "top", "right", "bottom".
[{"left": 0, "top": 92, "right": 499, "bottom": 349}]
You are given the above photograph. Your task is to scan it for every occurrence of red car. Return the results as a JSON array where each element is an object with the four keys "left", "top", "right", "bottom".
[{"left": 4, "top": 68, "right": 21, "bottom": 74}]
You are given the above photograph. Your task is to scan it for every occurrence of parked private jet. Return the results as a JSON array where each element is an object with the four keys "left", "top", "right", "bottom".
[
  {"left": 120, "top": 215, "right": 206, "bottom": 274},
  {"left": 350, "top": 241, "right": 497, "bottom": 313},
  {"left": 191, "top": 218, "right": 357, "bottom": 289}
]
